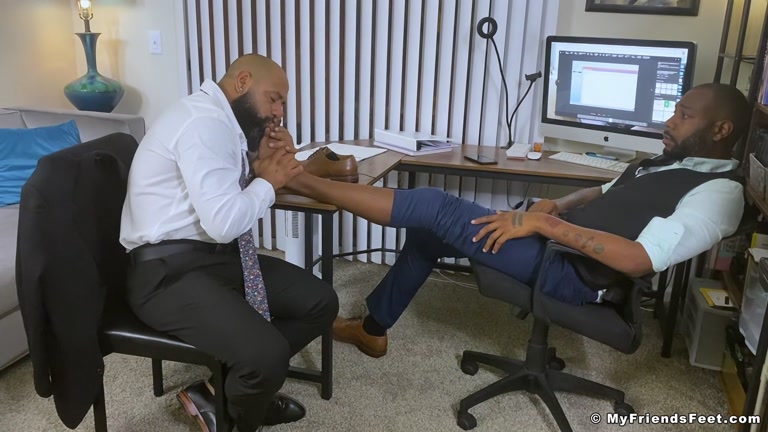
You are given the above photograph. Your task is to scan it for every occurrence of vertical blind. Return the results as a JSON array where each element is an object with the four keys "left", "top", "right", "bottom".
[{"left": 179, "top": 0, "right": 559, "bottom": 266}]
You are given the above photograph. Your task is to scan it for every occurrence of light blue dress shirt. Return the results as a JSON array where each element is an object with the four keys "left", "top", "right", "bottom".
[{"left": 601, "top": 157, "right": 744, "bottom": 272}]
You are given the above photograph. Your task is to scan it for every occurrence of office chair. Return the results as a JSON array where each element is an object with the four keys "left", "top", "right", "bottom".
[
  {"left": 458, "top": 241, "right": 644, "bottom": 431},
  {"left": 97, "top": 308, "right": 231, "bottom": 432},
  {"left": 654, "top": 258, "right": 691, "bottom": 358}
]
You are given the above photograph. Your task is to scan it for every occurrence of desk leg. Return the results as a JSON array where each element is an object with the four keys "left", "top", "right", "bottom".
[
  {"left": 320, "top": 213, "right": 333, "bottom": 400},
  {"left": 407, "top": 172, "right": 416, "bottom": 190},
  {"left": 304, "top": 214, "right": 313, "bottom": 273}
]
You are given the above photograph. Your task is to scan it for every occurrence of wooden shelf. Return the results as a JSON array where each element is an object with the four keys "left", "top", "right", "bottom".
[
  {"left": 747, "top": 184, "right": 768, "bottom": 217},
  {"left": 719, "top": 53, "right": 758, "bottom": 64},
  {"left": 757, "top": 104, "right": 768, "bottom": 117},
  {"left": 721, "top": 270, "right": 744, "bottom": 311}
]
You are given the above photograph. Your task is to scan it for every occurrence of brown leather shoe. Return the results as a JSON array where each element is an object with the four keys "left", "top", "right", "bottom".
[
  {"left": 301, "top": 147, "right": 359, "bottom": 183},
  {"left": 332, "top": 316, "right": 387, "bottom": 358}
]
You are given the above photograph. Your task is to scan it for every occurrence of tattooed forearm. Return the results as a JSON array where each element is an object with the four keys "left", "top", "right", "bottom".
[
  {"left": 560, "top": 231, "right": 602, "bottom": 254},
  {"left": 544, "top": 216, "right": 563, "bottom": 229},
  {"left": 513, "top": 212, "right": 525, "bottom": 227},
  {"left": 532, "top": 213, "right": 649, "bottom": 276}
]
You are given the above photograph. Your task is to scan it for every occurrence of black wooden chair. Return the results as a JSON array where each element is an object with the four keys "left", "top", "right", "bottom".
[{"left": 25, "top": 133, "right": 328, "bottom": 432}]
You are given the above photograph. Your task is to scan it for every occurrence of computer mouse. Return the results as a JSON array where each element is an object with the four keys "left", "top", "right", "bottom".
[{"left": 526, "top": 151, "right": 542, "bottom": 160}]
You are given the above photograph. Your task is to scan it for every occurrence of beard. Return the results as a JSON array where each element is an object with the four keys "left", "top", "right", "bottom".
[
  {"left": 230, "top": 91, "right": 273, "bottom": 155},
  {"left": 662, "top": 126, "right": 711, "bottom": 161}
]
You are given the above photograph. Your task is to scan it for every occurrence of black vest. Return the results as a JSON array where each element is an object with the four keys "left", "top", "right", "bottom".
[{"left": 560, "top": 157, "right": 740, "bottom": 290}]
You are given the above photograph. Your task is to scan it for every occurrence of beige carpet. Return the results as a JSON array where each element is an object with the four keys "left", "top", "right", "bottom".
[{"left": 0, "top": 253, "right": 733, "bottom": 432}]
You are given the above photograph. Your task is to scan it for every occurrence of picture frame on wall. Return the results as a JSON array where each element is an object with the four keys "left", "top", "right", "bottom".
[{"left": 585, "top": 0, "right": 700, "bottom": 16}]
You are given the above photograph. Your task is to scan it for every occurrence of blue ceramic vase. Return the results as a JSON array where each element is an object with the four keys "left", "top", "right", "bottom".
[{"left": 64, "top": 33, "right": 124, "bottom": 113}]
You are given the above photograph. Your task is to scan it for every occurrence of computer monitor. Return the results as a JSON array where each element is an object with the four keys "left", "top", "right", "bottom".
[{"left": 541, "top": 36, "right": 696, "bottom": 159}]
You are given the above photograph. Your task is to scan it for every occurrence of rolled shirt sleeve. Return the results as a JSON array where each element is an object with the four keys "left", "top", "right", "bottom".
[{"left": 635, "top": 179, "right": 744, "bottom": 273}]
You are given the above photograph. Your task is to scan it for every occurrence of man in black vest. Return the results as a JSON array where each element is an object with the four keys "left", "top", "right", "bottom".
[{"left": 277, "top": 83, "right": 750, "bottom": 358}]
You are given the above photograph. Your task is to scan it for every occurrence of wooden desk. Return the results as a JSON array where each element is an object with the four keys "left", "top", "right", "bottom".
[
  {"left": 294, "top": 139, "right": 404, "bottom": 184},
  {"left": 293, "top": 140, "right": 619, "bottom": 189},
  {"left": 399, "top": 146, "right": 619, "bottom": 188}
]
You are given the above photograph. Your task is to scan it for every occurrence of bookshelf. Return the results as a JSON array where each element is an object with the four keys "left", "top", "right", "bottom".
[
  {"left": 738, "top": 4, "right": 768, "bottom": 166},
  {"left": 732, "top": 7, "right": 768, "bottom": 429},
  {"left": 715, "top": 1, "right": 767, "bottom": 94},
  {"left": 721, "top": 270, "right": 744, "bottom": 312}
]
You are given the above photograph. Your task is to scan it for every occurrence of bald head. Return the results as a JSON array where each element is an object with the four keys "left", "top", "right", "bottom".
[
  {"left": 218, "top": 54, "right": 289, "bottom": 153},
  {"left": 224, "top": 54, "right": 284, "bottom": 83},
  {"left": 219, "top": 54, "right": 288, "bottom": 105}
]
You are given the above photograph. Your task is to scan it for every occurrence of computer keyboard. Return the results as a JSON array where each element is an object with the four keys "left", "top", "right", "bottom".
[{"left": 549, "top": 152, "right": 629, "bottom": 173}]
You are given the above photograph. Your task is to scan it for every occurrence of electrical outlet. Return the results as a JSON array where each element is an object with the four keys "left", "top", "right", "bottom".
[{"left": 149, "top": 31, "right": 162, "bottom": 55}]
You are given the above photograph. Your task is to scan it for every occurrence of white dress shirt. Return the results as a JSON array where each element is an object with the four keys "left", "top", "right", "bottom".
[
  {"left": 600, "top": 157, "right": 744, "bottom": 273},
  {"left": 120, "top": 80, "right": 275, "bottom": 251}
]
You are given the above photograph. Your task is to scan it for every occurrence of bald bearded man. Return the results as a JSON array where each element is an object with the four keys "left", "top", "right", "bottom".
[{"left": 120, "top": 54, "right": 338, "bottom": 432}]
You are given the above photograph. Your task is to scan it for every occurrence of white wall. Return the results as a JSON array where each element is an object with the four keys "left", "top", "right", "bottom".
[
  {"left": 70, "top": 0, "right": 184, "bottom": 126},
  {"left": 556, "top": 1, "right": 728, "bottom": 86},
  {"left": 0, "top": 0, "right": 77, "bottom": 109}
]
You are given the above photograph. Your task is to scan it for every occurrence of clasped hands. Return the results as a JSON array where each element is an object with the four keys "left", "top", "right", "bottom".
[
  {"left": 470, "top": 199, "right": 560, "bottom": 253},
  {"left": 250, "top": 122, "right": 303, "bottom": 190}
]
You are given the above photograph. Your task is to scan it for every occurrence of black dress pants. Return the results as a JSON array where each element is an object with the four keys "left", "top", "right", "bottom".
[{"left": 125, "top": 245, "right": 338, "bottom": 432}]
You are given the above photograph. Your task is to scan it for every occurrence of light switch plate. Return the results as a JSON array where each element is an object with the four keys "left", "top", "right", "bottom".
[{"left": 149, "top": 31, "right": 162, "bottom": 55}]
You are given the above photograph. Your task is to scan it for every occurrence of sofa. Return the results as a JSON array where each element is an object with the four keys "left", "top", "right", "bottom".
[{"left": 0, "top": 107, "right": 145, "bottom": 371}]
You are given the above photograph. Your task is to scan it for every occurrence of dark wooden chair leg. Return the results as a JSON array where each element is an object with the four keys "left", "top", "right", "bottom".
[
  {"left": 212, "top": 362, "right": 231, "bottom": 432},
  {"left": 654, "top": 268, "right": 669, "bottom": 319},
  {"left": 151, "top": 359, "right": 164, "bottom": 397},
  {"left": 94, "top": 378, "right": 108, "bottom": 432},
  {"left": 321, "top": 327, "right": 333, "bottom": 400}
]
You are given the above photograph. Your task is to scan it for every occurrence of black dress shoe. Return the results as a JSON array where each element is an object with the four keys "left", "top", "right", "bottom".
[
  {"left": 177, "top": 380, "right": 216, "bottom": 432},
  {"left": 262, "top": 393, "right": 306, "bottom": 426}
]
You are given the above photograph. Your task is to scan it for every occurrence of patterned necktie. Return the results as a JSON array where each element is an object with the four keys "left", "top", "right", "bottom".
[{"left": 238, "top": 153, "right": 271, "bottom": 321}]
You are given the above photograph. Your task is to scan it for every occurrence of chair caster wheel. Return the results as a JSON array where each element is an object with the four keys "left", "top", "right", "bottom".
[
  {"left": 614, "top": 401, "right": 634, "bottom": 416},
  {"left": 457, "top": 411, "right": 477, "bottom": 430},
  {"left": 548, "top": 357, "right": 566, "bottom": 371},
  {"left": 547, "top": 347, "right": 565, "bottom": 371},
  {"left": 460, "top": 360, "right": 479, "bottom": 376}
]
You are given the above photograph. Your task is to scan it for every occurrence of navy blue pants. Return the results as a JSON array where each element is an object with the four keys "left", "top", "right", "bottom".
[{"left": 366, "top": 188, "right": 598, "bottom": 329}]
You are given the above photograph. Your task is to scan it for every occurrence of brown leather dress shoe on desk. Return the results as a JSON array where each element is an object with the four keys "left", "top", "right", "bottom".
[
  {"left": 333, "top": 316, "right": 388, "bottom": 358},
  {"left": 302, "top": 147, "right": 359, "bottom": 183}
]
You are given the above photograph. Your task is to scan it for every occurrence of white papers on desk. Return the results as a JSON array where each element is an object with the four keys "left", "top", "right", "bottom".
[{"left": 295, "top": 143, "right": 387, "bottom": 162}]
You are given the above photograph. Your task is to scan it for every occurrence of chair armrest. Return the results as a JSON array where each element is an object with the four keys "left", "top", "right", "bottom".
[{"left": 534, "top": 241, "right": 648, "bottom": 324}]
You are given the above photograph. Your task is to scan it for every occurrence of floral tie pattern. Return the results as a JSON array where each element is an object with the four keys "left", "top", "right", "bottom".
[{"left": 238, "top": 153, "right": 271, "bottom": 321}]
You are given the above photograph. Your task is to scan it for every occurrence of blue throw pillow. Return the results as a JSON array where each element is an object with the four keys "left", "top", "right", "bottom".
[{"left": 0, "top": 120, "right": 81, "bottom": 206}]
